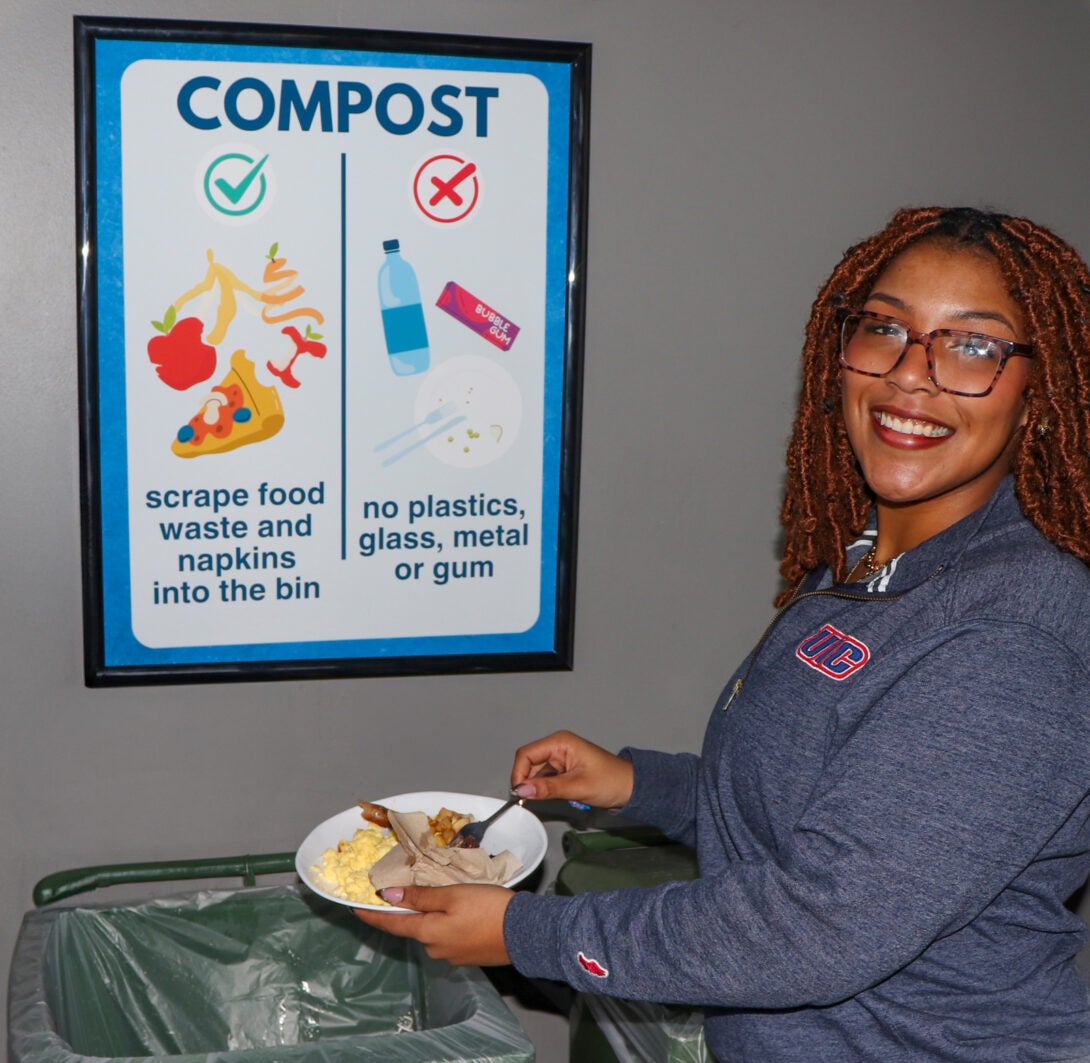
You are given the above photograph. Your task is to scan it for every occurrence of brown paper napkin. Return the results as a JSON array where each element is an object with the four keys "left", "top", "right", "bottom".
[{"left": 369, "top": 810, "right": 523, "bottom": 892}]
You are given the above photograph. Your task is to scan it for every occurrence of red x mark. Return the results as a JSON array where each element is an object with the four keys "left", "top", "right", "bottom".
[
  {"left": 429, "top": 162, "right": 477, "bottom": 206},
  {"left": 413, "top": 155, "right": 481, "bottom": 223}
]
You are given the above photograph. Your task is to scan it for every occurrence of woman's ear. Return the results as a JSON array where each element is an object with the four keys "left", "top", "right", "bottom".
[{"left": 1018, "top": 387, "right": 1033, "bottom": 431}]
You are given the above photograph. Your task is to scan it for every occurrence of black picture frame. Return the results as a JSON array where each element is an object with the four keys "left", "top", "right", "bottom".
[{"left": 75, "top": 16, "right": 589, "bottom": 685}]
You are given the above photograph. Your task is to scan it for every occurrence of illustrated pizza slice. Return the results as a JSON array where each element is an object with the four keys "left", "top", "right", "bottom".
[{"left": 171, "top": 349, "right": 284, "bottom": 458}]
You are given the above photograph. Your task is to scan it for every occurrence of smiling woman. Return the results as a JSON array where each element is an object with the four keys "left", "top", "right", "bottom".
[{"left": 357, "top": 206, "right": 1090, "bottom": 1063}]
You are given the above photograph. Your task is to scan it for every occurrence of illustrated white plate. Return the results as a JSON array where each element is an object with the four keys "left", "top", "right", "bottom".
[
  {"left": 413, "top": 355, "right": 522, "bottom": 469},
  {"left": 296, "top": 790, "right": 547, "bottom": 912}
]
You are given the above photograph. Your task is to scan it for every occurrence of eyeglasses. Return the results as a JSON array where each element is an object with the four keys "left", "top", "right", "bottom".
[{"left": 837, "top": 308, "right": 1034, "bottom": 397}]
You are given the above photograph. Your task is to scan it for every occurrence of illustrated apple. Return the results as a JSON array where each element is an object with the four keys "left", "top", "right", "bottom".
[
  {"left": 147, "top": 312, "right": 216, "bottom": 390},
  {"left": 267, "top": 324, "right": 327, "bottom": 388}
]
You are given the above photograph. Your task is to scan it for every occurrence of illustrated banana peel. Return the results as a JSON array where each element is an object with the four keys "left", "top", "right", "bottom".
[{"left": 171, "top": 350, "right": 284, "bottom": 458}]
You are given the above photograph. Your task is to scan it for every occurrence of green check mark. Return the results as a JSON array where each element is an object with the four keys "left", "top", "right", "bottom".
[{"left": 214, "top": 153, "right": 269, "bottom": 205}]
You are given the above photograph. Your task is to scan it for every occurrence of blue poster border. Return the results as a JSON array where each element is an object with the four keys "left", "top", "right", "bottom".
[{"left": 75, "top": 16, "right": 589, "bottom": 685}]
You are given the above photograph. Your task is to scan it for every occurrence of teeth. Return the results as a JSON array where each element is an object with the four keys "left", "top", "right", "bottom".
[{"left": 876, "top": 411, "right": 952, "bottom": 438}]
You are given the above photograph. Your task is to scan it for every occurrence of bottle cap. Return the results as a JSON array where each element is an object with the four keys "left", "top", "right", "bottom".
[{"left": 382, "top": 239, "right": 400, "bottom": 252}]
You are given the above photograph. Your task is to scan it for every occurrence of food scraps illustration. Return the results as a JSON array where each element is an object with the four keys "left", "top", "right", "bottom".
[
  {"left": 146, "top": 243, "right": 326, "bottom": 458},
  {"left": 261, "top": 243, "right": 327, "bottom": 387}
]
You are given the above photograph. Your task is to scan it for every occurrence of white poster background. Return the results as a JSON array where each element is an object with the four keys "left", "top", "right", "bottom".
[{"left": 117, "top": 59, "right": 549, "bottom": 650}]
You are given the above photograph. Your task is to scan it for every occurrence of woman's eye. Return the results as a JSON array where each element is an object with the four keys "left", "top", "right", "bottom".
[
  {"left": 862, "top": 321, "right": 903, "bottom": 339},
  {"left": 949, "top": 336, "right": 1000, "bottom": 361}
]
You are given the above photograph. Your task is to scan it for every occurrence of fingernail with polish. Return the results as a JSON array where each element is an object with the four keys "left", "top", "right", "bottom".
[{"left": 380, "top": 887, "right": 405, "bottom": 905}]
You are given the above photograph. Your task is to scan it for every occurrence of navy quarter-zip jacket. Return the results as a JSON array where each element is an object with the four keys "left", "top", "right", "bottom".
[{"left": 505, "top": 479, "right": 1090, "bottom": 1060}]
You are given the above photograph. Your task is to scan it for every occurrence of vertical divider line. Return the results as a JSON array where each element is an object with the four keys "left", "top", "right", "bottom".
[{"left": 340, "top": 152, "right": 347, "bottom": 560}]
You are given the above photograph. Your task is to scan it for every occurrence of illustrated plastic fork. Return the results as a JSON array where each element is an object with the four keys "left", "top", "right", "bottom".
[
  {"left": 381, "top": 415, "right": 466, "bottom": 467},
  {"left": 374, "top": 402, "right": 458, "bottom": 452}
]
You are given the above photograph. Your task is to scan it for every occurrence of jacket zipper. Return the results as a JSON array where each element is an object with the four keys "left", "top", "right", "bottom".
[{"left": 721, "top": 567, "right": 944, "bottom": 711}]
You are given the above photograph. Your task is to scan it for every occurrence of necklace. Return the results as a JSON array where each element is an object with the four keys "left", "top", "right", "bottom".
[{"left": 850, "top": 544, "right": 883, "bottom": 580}]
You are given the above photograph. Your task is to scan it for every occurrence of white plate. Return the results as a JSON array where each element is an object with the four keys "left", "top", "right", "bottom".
[{"left": 296, "top": 790, "right": 547, "bottom": 912}]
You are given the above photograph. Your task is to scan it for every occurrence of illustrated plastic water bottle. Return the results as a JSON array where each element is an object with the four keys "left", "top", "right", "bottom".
[{"left": 378, "top": 239, "right": 430, "bottom": 375}]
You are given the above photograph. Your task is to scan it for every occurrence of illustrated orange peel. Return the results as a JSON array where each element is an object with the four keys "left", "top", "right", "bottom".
[{"left": 261, "top": 248, "right": 324, "bottom": 327}]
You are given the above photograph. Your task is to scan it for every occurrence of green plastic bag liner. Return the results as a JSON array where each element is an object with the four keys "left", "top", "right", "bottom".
[{"left": 8, "top": 884, "right": 534, "bottom": 1063}]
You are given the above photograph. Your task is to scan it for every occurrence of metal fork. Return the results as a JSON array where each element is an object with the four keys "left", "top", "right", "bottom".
[
  {"left": 448, "top": 794, "right": 522, "bottom": 849},
  {"left": 449, "top": 764, "right": 593, "bottom": 849}
]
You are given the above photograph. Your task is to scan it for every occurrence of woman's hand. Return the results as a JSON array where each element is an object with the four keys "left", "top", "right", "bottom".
[
  {"left": 511, "top": 730, "right": 634, "bottom": 810},
  {"left": 354, "top": 884, "right": 513, "bottom": 965}
]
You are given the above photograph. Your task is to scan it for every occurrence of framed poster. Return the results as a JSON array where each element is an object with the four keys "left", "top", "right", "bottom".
[{"left": 75, "top": 16, "right": 589, "bottom": 685}]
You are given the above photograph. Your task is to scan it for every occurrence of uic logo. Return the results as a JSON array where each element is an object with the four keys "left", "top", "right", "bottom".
[{"left": 796, "top": 624, "right": 870, "bottom": 680}]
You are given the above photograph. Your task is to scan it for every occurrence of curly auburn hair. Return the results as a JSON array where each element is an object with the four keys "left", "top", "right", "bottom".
[{"left": 777, "top": 205, "right": 1090, "bottom": 604}]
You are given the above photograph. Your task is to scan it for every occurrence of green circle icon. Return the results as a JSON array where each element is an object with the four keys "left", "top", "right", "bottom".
[{"left": 203, "top": 152, "right": 269, "bottom": 216}]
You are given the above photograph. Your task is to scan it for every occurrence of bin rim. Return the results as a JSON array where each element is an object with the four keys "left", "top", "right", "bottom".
[{"left": 32, "top": 851, "right": 297, "bottom": 906}]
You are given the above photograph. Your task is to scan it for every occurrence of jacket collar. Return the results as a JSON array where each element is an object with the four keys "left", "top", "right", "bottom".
[{"left": 830, "top": 477, "right": 1023, "bottom": 594}]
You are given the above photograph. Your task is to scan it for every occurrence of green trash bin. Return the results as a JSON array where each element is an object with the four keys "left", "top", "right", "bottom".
[
  {"left": 555, "top": 829, "right": 710, "bottom": 1063},
  {"left": 9, "top": 883, "right": 535, "bottom": 1063}
]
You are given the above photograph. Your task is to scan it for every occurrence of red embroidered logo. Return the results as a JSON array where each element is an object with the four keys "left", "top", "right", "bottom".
[
  {"left": 796, "top": 623, "right": 870, "bottom": 680},
  {"left": 577, "top": 951, "right": 609, "bottom": 977}
]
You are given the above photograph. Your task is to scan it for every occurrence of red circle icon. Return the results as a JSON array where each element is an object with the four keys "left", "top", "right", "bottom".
[{"left": 413, "top": 154, "right": 481, "bottom": 223}]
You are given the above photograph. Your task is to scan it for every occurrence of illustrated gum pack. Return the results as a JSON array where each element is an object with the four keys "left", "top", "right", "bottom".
[{"left": 436, "top": 281, "right": 519, "bottom": 351}]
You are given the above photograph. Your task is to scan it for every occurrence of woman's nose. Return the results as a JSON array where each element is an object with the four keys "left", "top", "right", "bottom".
[{"left": 886, "top": 338, "right": 939, "bottom": 392}]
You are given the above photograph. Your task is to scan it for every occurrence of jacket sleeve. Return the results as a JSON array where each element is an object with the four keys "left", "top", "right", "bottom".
[
  {"left": 504, "top": 623, "right": 1090, "bottom": 1009},
  {"left": 617, "top": 746, "right": 701, "bottom": 848}
]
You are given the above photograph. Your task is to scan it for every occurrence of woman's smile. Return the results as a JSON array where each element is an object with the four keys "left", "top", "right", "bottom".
[{"left": 871, "top": 405, "right": 954, "bottom": 445}]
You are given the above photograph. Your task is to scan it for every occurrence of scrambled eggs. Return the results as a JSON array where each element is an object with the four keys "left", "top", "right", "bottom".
[{"left": 314, "top": 823, "right": 399, "bottom": 905}]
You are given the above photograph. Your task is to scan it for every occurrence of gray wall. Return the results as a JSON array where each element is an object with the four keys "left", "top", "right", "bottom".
[{"left": 5, "top": 0, "right": 1090, "bottom": 1058}]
